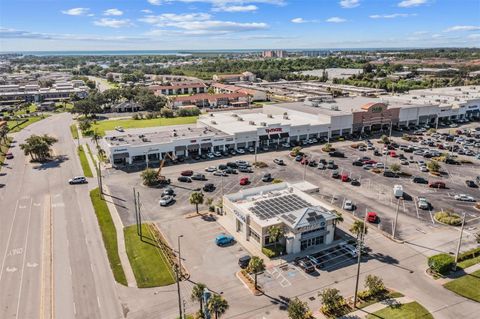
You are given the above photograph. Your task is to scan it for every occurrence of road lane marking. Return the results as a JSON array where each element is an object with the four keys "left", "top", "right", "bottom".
[
  {"left": 6, "top": 266, "right": 18, "bottom": 273},
  {"left": 26, "top": 262, "right": 38, "bottom": 268},
  {"left": 15, "top": 197, "right": 33, "bottom": 319},
  {"left": 0, "top": 199, "right": 20, "bottom": 283}
]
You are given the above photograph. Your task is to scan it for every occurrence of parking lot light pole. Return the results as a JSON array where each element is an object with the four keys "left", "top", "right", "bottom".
[
  {"left": 353, "top": 211, "right": 368, "bottom": 308},
  {"left": 177, "top": 235, "right": 184, "bottom": 278},
  {"left": 303, "top": 155, "right": 307, "bottom": 181},
  {"left": 453, "top": 213, "right": 466, "bottom": 271},
  {"left": 392, "top": 198, "right": 401, "bottom": 240},
  {"left": 327, "top": 126, "right": 331, "bottom": 144}
]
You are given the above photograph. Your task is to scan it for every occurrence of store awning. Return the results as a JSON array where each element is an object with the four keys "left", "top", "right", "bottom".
[
  {"left": 175, "top": 146, "right": 186, "bottom": 151},
  {"left": 259, "top": 135, "right": 268, "bottom": 141},
  {"left": 187, "top": 144, "right": 199, "bottom": 150},
  {"left": 269, "top": 134, "right": 280, "bottom": 139},
  {"left": 200, "top": 142, "right": 213, "bottom": 149},
  {"left": 112, "top": 152, "right": 129, "bottom": 160},
  {"left": 280, "top": 132, "right": 289, "bottom": 138}
]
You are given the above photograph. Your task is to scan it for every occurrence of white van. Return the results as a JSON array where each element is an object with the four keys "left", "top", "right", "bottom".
[
  {"left": 393, "top": 185, "right": 403, "bottom": 198},
  {"left": 340, "top": 243, "right": 358, "bottom": 258}
]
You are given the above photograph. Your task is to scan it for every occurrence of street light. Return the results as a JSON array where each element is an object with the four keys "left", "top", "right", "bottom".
[
  {"left": 177, "top": 235, "right": 184, "bottom": 277},
  {"left": 176, "top": 234, "right": 184, "bottom": 319}
]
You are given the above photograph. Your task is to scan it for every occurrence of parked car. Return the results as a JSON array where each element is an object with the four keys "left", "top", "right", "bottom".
[
  {"left": 225, "top": 168, "right": 238, "bottom": 174},
  {"left": 295, "top": 155, "right": 303, "bottom": 162},
  {"left": 238, "top": 166, "right": 253, "bottom": 173},
  {"left": 213, "top": 151, "right": 222, "bottom": 157},
  {"left": 383, "top": 170, "right": 397, "bottom": 178},
  {"left": 454, "top": 194, "right": 475, "bottom": 202},
  {"left": 215, "top": 234, "right": 234, "bottom": 247},
  {"left": 238, "top": 255, "right": 251, "bottom": 269},
  {"left": 350, "top": 178, "right": 360, "bottom": 186},
  {"left": 218, "top": 164, "right": 228, "bottom": 171},
  {"left": 5, "top": 152, "right": 13, "bottom": 159},
  {"left": 203, "top": 183, "right": 215, "bottom": 192},
  {"left": 191, "top": 173, "right": 206, "bottom": 180},
  {"left": 329, "top": 151, "right": 345, "bottom": 158},
  {"left": 177, "top": 176, "right": 192, "bottom": 183},
  {"left": 367, "top": 211, "right": 378, "bottom": 223},
  {"left": 213, "top": 170, "right": 228, "bottom": 177},
  {"left": 317, "top": 163, "right": 325, "bottom": 170},
  {"left": 240, "top": 177, "right": 249, "bottom": 185},
  {"left": 226, "top": 162, "right": 238, "bottom": 168},
  {"left": 159, "top": 196, "right": 174, "bottom": 206},
  {"left": 341, "top": 173, "right": 349, "bottom": 182},
  {"left": 417, "top": 197, "right": 430, "bottom": 210},
  {"left": 343, "top": 200, "right": 354, "bottom": 211},
  {"left": 465, "top": 180, "right": 478, "bottom": 188},
  {"left": 296, "top": 259, "right": 315, "bottom": 273},
  {"left": 393, "top": 185, "right": 403, "bottom": 198},
  {"left": 429, "top": 181, "right": 446, "bottom": 189},
  {"left": 331, "top": 171, "right": 340, "bottom": 179},
  {"left": 205, "top": 166, "right": 216, "bottom": 172},
  {"left": 162, "top": 187, "right": 175, "bottom": 196},
  {"left": 412, "top": 176, "right": 428, "bottom": 184},
  {"left": 352, "top": 160, "right": 364, "bottom": 166},
  {"left": 236, "top": 148, "right": 245, "bottom": 154},
  {"left": 273, "top": 158, "right": 285, "bottom": 165},
  {"left": 262, "top": 173, "right": 272, "bottom": 182},
  {"left": 207, "top": 153, "right": 215, "bottom": 159},
  {"left": 68, "top": 176, "right": 87, "bottom": 185},
  {"left": 181, "top": 170, "right": 193, "bottom": 176}
]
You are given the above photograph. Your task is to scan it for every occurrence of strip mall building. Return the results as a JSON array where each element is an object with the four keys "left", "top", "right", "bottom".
[{"left": 102, "top": 86, "right": 480, "bottom": 166}]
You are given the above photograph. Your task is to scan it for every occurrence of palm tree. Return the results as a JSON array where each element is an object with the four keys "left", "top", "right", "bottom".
[
  {"left": 91, "top": 129, "right": 101, "bottom": 148},
  {"left": 190, "top": 282, "right": 207, "bottom": 314},
  {"left": 350, "top": 220, "right": 368, "bottom": 240},
  {"left": 140, "top": 168, "right": 157, "bottom": 186},
  {"left": 267, "top": 225, "right": 283, "bottom": 252},
  {"left": 189, "top": 191, "right": 204, "bottom": 214},
  {"left": 247, "top": 256, "right": 265, "bottom": 290},
  {"left": 333, "top": 211, "right": 344, "bottom": 226},
  {"left": 207, "top": 294, "right": 229, "bottom": 319}
]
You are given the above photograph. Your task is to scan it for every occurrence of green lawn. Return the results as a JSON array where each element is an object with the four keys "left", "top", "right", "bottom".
[
  {"left": 70, "top": 124, "right": 79, "bottom": 140},
  {"left": 7, "top": 117, "right": 44, "bottom": 133},
  {"left": 124, "top": 224, "right": 176, "bottom": 288},
  {"left": 444, "top": 269, "right": 480, "bottom": 302},
  {"left": 457, "top": 255, "right": 480, "bottom": 270},
  {"left": 89, "top": 188, "right": 127, "bottom": 286},
  {"left": 91, "top": 116, "right": 198, "bottom": 136},
  {"left": 0, "top": 137, "right": 13, "bottom": 171},
  {"left": 77, "top": 145, "right": 93, "bottom": 177},
  {"left": 366, "top": 302, "right": 433, "bottom": 319}
]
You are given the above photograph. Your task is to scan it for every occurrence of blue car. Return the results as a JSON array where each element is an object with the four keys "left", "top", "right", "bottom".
[{"left": 215, "top": 234, "right": 234, "bottom": 247}]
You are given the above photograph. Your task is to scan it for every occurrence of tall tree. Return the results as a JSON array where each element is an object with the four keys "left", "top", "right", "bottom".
[
  {"left": 319, "top": 288, "right": 345, "bottom": 314},
  {"left": 189, "top": 191, "right": 204, "bottom": 214},
  {"left": 287, "top": 297, "right": 313, "bottom": 319},
  {"left": 190, "top": 282, "right": 207, "bottom": 315},
  {"left": 247, "top": 256, "right": 265, "bottom": 290},
  {"left": 20, "top": 134, "right": 58, "bottom": 162},
  {"left": 350, "top": 220, "right": 368, "bottom": 239},
  {"left": 207, "top": 294, "right": 229, "bottom": 319}
]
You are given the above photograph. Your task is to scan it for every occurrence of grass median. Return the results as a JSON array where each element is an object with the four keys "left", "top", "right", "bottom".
[
  {"left": 7, "top": 117, "right": 44, "bottom": 133},
  {"left": 91, "top": 116, "right": 198, "bottom": 136},
  {"left": 70, "top": 124, "right": 79, "bottom": 140},
  {"left": 366, "top": 301, "right": 433, "bottom": 319},
  {"left": 89, "top": 188, "right": 127, "bottom": 286},
  {"left": 443, "top": 269, "right": 480, "bottom": 302},
  {"left": 124, "top": 224, "right": 176, "bottom": 288},
  {"left": 77, "top": 145, "right": 93, "bottom": 177}
]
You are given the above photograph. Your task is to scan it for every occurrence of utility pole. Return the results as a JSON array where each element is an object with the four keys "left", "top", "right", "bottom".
[
  {"left": 254, "top": 141, "right": 258, "bottom": 164},
  {"left": 353, "top": 211, "right": 368, "bottom": 308},
  {"left": 303, "top": 155, "right": 307, "bottom": 181},
  {"left": 177, "top": 235, "right": 183, "bottom": 279},
  {"left": 133, "top": 187, "right": 139, "bottom": 236},
  {"left": 454, "top": 212, "right": 466, "bottom": 271},
  {"left": 137, "top": 191, "right": 142, "bottom": 238},
  {"left": 175, "top": 265, "right": 183, "bottom": 319},
  {"left": 98, "top": 161, "right": 103, "bottom": 195},
  {"left": 392, "top": 198, "right": 401, "bottom": 240}
]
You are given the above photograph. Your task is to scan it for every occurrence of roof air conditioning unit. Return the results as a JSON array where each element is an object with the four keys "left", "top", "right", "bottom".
[
  {"left": 232, "top": 113, "right": 238, "bottom": 117},
  {"left": 238, "top": 117, "right": 243, "bottom": 121},
  {"left": 283, "top": 115, "right": 289, "bottom": 120},
  {"left": 260, "top": 122, "right": 267, "bottom": 126},
  {"left": 267, "top": 114, "right": 273, "bottom": 118},
  {"left": 249, "top": 121, "right": 255, "bottom": 125},
  {"left": 209, "top": 113, "right": 214, "bottom": 117},
  {"left": 211, "top": 120, "right": 217, "bottom": 124}
]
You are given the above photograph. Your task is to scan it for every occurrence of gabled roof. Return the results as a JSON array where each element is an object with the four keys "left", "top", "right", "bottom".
[{"left": 280, "top": 206, "right": 335, "bottom": 230}]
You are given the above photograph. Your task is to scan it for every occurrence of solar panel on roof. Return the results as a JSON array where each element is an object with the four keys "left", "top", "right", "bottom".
[{"left": 249, "top": 194, "right": 311, "bottom": 220}]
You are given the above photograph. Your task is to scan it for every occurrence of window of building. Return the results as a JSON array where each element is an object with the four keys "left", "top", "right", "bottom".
[{"left": 249, "top": 228, "right": 260, "bottom": 243}]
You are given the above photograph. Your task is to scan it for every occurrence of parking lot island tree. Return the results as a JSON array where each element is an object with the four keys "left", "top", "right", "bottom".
[
  {"left": 389, "top": 163, "right": 401, "bottom": 173},
  {"left": 189, "top": 191, "right": 204, "bottom": 215},
  {"left": 141, "top": 168, "right": 158, "bottom": 186},
  {"left": 207, "top": 294, "right": 229, "bottom": 319},
  {"left": 319, "top": 288, "right": 346, "bottom": 315},
  {"left": 247, "top": 256, "right": 265, "bottom": 290},
  {"left": 267, "top": 225, "right": 284, "bottom": 252},
  {"left": 190, "top": 282, "right": 207, "bottom": 315},
  {"left": 287, "top": 297, "right": 313, "bottom": 319},
  {"left": 427, "top": 160, "right": 441, "bottom": 172},
  {"left": 364, "top": 275, "right": 386, "bottom": 298},
  {"left": 19, "top": 134, "right": 58, "bottom": 162}
]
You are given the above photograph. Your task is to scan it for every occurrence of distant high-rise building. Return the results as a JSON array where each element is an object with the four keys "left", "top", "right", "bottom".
[
  {"left": 302, "top": 50, "right": 329, "bottom": 57},
  {"left": 262, "top": 50, "right": 287, "bottom": 58}
]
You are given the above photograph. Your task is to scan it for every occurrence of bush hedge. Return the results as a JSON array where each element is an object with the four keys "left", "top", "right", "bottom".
[
  {"left": 262, "top": 245, "right": 285, "bottom": 258},
  {"left": 458, "top": 247, "right": 480, "bottom": 262},
  {"left": 434, "top": 211, "right": 462, "bottom": 226},
  {"left": 428, "top": 254, "right": 454, "bottom": 275}
]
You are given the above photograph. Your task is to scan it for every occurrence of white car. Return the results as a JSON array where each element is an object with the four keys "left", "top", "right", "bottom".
[
  {"left": 375, "top": 163, "right": 384, "bottom": 169},
  {"left": 273, "top": 158, "right": 285, "bottom": 165},
  {"left": 281, "top": 143, "right": 290, "bottom": 148},
  {"left": 418, "top": 197, "right": 429, "bottom": 210},
  {"left": 236, "top": 160, "right": 250, "bottom": 166},
  {"left": 207, "top": 153, "right": 215, "bottom": 159},
  {"left": 343, "top": 200, "right": 354, "bottom": 211},
  {"left": 205, "top": 166, "right": 216, "bottom": 172},
  {"left": 449, "top": 123, "right": 458, "bottom": 128},
  {"left": 159, "top": 196, "right": 174, "bottom": 206},
  {"left": 115, "top": 126, "right": 124, "bottom": 132},
  {"left": 454, "top": 194, "right": 475, "bottom": 202},
  {"left": 236, "top": 148, "right": 245, "bottom": 154},
  {"left": 213, "top": 151, "right": 222, "bottom": 157},
  {"left": 420, "top": 166, "right": 429, "bottom": 172},
  {"left": 68, "top": 176, "right": 87, "bottom": 184}
]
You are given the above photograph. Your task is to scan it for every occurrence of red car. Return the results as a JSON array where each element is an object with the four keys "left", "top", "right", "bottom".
[
  {"left": 389, "top": 151, "right": 397, "bottom": 157},
  {"left": 240, "top": 177, "right": 249, "bottom": 185},
  {"left": 181, "top": 170, "right": 193, "bottom": 176},
  {"left": 367, "top": 212, "right": 378, "bottom": 223},
  {"left": 5, "top": 152, "right": 14, "bottom": 159},
  {"left": 341, "top": 174, "right": 349, "bottom": 182},
  {"left": 429, "top": 181, "right": 446, "bottom": 189},
  {"left": 363, "top": 160, "right": 377, "bottom": 165},
  {"left": 301, "top": 158, "right": 309, "bottom": 165}
]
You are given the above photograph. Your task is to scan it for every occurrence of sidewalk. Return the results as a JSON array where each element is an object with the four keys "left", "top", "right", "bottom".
[
  {"left": 103, "top": 185, "right": 137, "bottom": 288},
  {"left": 338, "top": 296, "right": 414, "bottom": 319}
]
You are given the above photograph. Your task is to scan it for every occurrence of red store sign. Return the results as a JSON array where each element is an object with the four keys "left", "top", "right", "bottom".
[{"left": 265, "top": 128, "right": 282, "bottom": 134}]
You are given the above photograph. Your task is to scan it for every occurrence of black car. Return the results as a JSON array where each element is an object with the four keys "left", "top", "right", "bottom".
[
  {"left": 352, "top": 160, "right": 364, "bottom": 166},
  {"left": 308, "top": 160, "right": 317, "bottom": 167},
  {"left": 412, "top": 176, "right": 428, "bottom": 184},
  {"left": 329, "top": 151, "right": 345, "bottom": 158},
  {"left": 238, "top": 255, "right": 251, "bottom": 269},
  {"left": 466, "top": 180, "right": 478, "bottom": 188},
  {"left": 373, "top": 150, "right": 381, "bottom": 156},
  {"left": 177, "top": 176, "right": 192, "bottom": 183},
  {"left": 225, "top": 168, "right": 237, "bottom": 174},
  {"left": 383, "top": 170, "right": 397, "bottom": 178},
  {"left": 350, "top": 178, "right": 360, "bottom": 186},
  {"left": 262, "top": 173, "right": 272, "bottom": 182},
  {"left": 203, "top": 183, "right": 215, "bottom": 192},
  {"left": 295, "top": 259, "right": 315, "bottom": 273},
  {"left": 218, "top": 164, "right": 228, "bottom": 170},
  {"left": 162, "top": 187, "right": 175, "bottom": 196},
  {"left": 226, "top": 162, "right": 238, "bottom": 168}
]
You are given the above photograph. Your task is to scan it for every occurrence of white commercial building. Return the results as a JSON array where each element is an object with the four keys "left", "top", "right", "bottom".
[{"left": 223, "top": 182, "right": 337, "bottom": 255}]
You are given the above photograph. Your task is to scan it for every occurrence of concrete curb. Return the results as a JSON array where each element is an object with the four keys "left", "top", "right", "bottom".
[{"left": 103, "top": 185, "right": 137, "bottom": 288}]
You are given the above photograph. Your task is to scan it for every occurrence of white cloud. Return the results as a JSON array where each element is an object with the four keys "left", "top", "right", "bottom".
[
  {"left": 94, "top": 18, "right": 133, "bottom": 28},
  {"left": 444, "top": 25, "right": 480, "bottom": 32},
  {"left": 104, "top": 9, "right": 123, "bottom": 16},
  {"left": 326, "top": 17, "right": 346, "bottom": 23},
  {"left": 340, "top": 0, "right": 359, "bottom": 8},
  {"left": 140, "top": 13, "right": 212, "bottom": 25},
  {"left": 169, "top": 0, "right": 284, "bottom": 4},
  {"left": 61, "top": 8, "right": 90, "bottom": 16},
  {"left": 398, "top": 0, "right": 427, "bottom": 8},
  {"left": 413, "top": 30, "right": 428, "bottom": 35},
  {"left": 141, "top": 9, "right": 153, "bottom": 13},
  {"left": 467, "top": 34, "right": 480, "bottom": 39},
  {"left": 369, "top": 13, "right": 416, "bottom": 19},
  {"left": 147, "top": 0, "right": 162, "bottom": 5},
  {"left": 212, "top": 5, "right": 258, "bottom": 12},
  {"left": 291, "top": 17, "right": 318, "bottom": 24},
  {"left": 0, "top": 27, "right": 146, "bottom": 41}
]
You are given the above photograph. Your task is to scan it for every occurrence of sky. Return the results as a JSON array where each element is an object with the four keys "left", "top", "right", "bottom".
[{"left": 0, "top": 0, "right": 479, "bottom": 51}]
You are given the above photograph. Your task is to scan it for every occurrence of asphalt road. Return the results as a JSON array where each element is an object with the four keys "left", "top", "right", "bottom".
[{"left": 0, "top": 113, "right": 123, "bottom": 319}]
